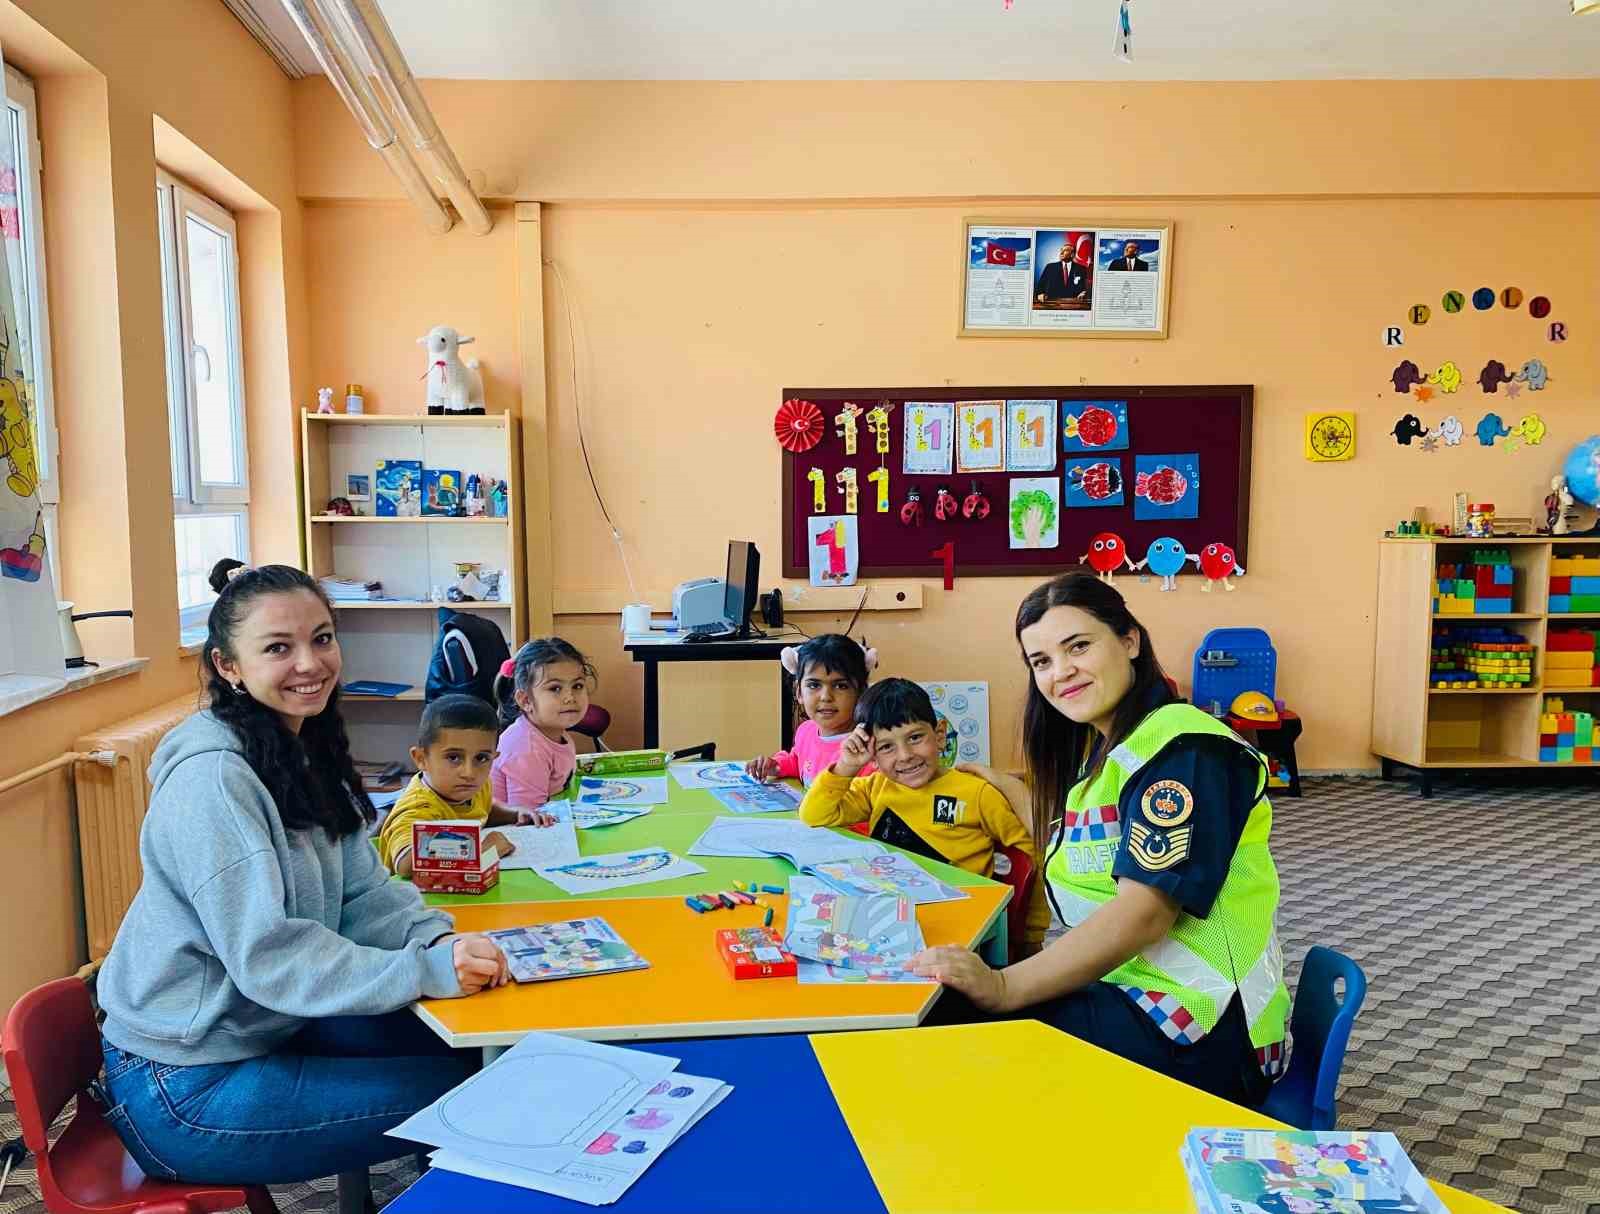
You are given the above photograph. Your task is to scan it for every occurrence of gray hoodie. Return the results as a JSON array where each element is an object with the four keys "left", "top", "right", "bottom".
[{"left": 98, "top": 711, "right": 461, "bottom": 1065}]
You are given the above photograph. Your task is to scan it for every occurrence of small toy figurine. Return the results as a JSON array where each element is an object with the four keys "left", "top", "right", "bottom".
[
  {"left": 418, "top": 325, "right": 485, "bottom": 415},
  {"left": 1547, "top": 475, "right": 1575, "bottom": 535},
  {"left": 316, "top": 386, "right": 335, "bottom": 414},
  {"left": 325, "top": 496, "right": 354, "bottom": 516}
]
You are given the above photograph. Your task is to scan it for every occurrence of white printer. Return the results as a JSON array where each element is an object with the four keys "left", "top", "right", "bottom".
[{"left": 671, "top": 578, "right": 728, "bottom": 630}]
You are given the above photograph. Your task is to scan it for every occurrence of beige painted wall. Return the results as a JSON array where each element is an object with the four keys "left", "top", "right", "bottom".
[
  {"left": 297, "top": 78, "right": 1600, "bottom": 772},
  {"left": 0, "top": 0, "right": 306, "bottom": 1011}
]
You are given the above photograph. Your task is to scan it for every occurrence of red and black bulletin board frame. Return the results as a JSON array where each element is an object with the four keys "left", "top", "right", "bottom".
[{"left": 780, "top": 385, "right": 1253, "bottom": 581}]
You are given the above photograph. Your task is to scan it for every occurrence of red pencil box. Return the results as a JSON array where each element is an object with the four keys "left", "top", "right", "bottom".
[{"left": 716, "top": 927, "right": 797, "bottom": 979}]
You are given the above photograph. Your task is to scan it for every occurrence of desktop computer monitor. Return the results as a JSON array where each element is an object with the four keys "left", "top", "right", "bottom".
[{"left": 722, "top": 541, "right": 759, "bottom": 637}]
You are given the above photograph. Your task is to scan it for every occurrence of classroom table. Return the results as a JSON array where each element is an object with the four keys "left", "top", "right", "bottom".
[
  {"left": 622, "top": 634, "right": 796, "bottom": 749},
  {"left": 384, "top": 1020, "right": 1514, "bottom": 1214},
  {"left": 414, "top": 782, "right": 1013, "bottom": 1058}
]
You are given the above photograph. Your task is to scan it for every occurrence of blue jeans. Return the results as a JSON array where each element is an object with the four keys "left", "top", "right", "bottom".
[{"left": 98, "top": 1009, "right": 474, "bottom": 1185}]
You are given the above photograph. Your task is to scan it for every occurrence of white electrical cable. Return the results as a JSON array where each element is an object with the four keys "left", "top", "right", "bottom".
[{"left": 545, "top": 258, "right": 641, "bottom": 604}]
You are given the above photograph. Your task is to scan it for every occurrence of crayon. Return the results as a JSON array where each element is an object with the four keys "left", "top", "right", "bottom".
[
  {"left": 685, "top": 897, "right": 707, "bottom": 913},
  {"left": 732, "top": 880, "right": 746, "bottom": 892},
  {"left": 761, "top": 884, "right": 784, "bottom": 894},
  {"left": 697, "top": 893, "right": 720, "bottom": 909},
  {"left": 718, "top": 893, "right": 737, "bottom": 910},
  {"left": 732, "top": 891, "right": 755, "bottom": 905},
  {"left": 763, "top": 907, "right": 774, "bottom": 928}
]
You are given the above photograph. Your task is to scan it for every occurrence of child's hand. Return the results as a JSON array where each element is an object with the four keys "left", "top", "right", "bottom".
[
  {"left": 483, "top": 830, "right": 515, "bottom": 857},
  {"left": 745, "top": 755, "right": 777, "bottom": 783},
  {"left": 516, "top": 807, "right": 557, "bottom": 827},
  {"left": 834, "top": 725, "right": 873, "bottom": 778},
  {"left": 452, "top": 933, "right": 509, "bottom": 994}
]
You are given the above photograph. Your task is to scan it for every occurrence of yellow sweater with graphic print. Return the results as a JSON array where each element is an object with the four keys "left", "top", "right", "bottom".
[
  {"left": 799, "top": 766, "right": 1049, "bottom": 946},
  {"left": 377, "top": 775, "right": 492, "bottom": 872}
]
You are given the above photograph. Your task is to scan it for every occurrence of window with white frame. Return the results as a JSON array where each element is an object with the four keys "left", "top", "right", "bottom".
[
  {"left": 156, "top": 171, "right": 250, "bottom": 633},
  {"left": 1, "top": 65, "right": 60, "bottom": 591}
]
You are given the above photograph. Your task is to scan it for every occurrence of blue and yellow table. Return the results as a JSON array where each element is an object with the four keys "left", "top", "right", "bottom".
[{"left": 385, "top": 1020, "right": 1513, "bottom": 1214}]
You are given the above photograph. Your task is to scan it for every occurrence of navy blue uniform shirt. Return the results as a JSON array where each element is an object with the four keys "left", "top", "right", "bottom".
[{"left": 1109, "top": 733, "right": 1265, "bottom": 918}]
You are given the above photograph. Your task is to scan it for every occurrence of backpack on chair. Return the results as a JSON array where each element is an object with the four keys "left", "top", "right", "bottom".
[{"left": 425, "top": 609, "right": 510, "bottom": 705}]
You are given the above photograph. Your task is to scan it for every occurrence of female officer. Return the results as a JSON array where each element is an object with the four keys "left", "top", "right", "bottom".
[{"left": 913, "top": 572, "right": 1288, "bottom": 1104}]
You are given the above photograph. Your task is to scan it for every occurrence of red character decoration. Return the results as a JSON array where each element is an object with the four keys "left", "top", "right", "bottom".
[
  {"left": 934, "top": 485, "right": 959, "bottom": 523},
  {"left": 961, "top": 481, "right": 990, "bottom": 520},
  {"left": 773, "top": 399, "right": 824, "bottom": 453},
  {"left": 899, "top": 486, "right": 924, "bottom": 527},
  {"left": 1081, "top": 532, "right": 1133, "bottom": 581},
  {"left": 1193, "top": 542, "right": 1246, "bottom": 592}
]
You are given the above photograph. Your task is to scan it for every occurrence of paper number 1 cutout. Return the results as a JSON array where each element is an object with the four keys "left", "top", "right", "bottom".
[
  {"left": 969, "top": 417, "right": 994, "bottom": 451},
  {"left": 835, "top": 467, "right": 858, "bottom": 514},
  {"left": 834, "top": 403, "right": 862, "bottom": 456},
  {"left": 807, "top": 467, "right": 826, "bottom": 513},
  {"left": 931, "top": 541, "right": 955, "bottom": 591},
  {"left": 1025, "top": 416, "right": 1044, "bottom": 447},
  {"left": 867, "top": 466, "right": 890, "bottom": 512},
  {"left": 816, "top": 521, "right": 848, "bottom": 577},
  {"left": 867, "top": 406, "right": 891, "bottom": 454}
]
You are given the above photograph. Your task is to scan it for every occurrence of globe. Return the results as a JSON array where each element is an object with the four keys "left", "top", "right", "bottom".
[{"left": 1565, "top": 436, "right": 1600, "bottom": 508}]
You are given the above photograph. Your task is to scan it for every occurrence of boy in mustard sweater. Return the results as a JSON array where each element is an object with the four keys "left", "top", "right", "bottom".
[{"left": 799, "top": 678, "right": 1049, "bottom": 952}]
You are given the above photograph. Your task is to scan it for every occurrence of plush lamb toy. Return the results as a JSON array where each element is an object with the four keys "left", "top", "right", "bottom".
[{"left": 418, "top": 325, "right": 486, "bottom": 415}]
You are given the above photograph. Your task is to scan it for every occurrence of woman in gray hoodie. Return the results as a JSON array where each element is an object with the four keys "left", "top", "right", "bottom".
[{"left": 95, "top": 561, "right": 507, "bottom": 1188}]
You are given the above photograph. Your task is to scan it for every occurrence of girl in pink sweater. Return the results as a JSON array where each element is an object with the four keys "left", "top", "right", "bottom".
[
  {"left": 746, "top": 634, "right": 877, "bottom": 787},
  {"left": 492, "top": 638, "right": 596, "bottom": 817}
]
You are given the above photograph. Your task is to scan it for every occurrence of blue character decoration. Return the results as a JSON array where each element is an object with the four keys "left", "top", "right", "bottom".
[
  {"left": 1475, "top": 413, "right": 1510, "bottom": 446},
  {"left": 1135, "top": 537, "right": 1189, "bottom": 592}
]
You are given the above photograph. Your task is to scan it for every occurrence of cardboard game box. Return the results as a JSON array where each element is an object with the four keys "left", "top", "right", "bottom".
[
  {"left": 411, "top": 818, "right": 500, "bottom": 894},
  {"left": 575, "top": 749, "right": 668, "bottom": 777},
  {"left": 716, "top": 926, "right": 798, "bottom": 980}
]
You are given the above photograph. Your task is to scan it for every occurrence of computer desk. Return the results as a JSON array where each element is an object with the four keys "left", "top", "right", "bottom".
[{"left": 622, "top": 634, "right": 797, "bottom": 750}]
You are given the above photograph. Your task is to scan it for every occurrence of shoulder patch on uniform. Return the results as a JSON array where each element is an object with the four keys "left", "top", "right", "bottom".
[
  {"left": 1141, "top": 778, "right": 1193, "bottom": 827},
  {"left": 1127, "top": 821, "right": 1191, "bottom": 871}
]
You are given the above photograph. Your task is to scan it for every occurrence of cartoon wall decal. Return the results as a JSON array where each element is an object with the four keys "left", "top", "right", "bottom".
[
  {"left": 1080, "top": 532, "right": 1133, "bottom": 581},
  {"left": 1391, "top": 414, "right": 1428, "bottom": 446},
  {"left": 1515, "top": 358, "right": 1550, "bottom": 391},
  {"left": 1390, "top": 360, "right": 1426, "bottom": 394},
  {"left": 1427, "top": 361, "right": 1462, "bottom": 394},
  {"left": 1193, "top": 542, "right": 1245, "bottom": 592},
  {"left": 1475, "top": 413, "right": 1509, "bottom": 446},
  {"left": 1436, "top": 416, "right": 1464, "bottom": 446},
  {"left": 1135, "top": 537, "right": 1190, "bottom": 591},
  {"left": 1477, "top": 360, "right": 1513, "bottom": 394}
]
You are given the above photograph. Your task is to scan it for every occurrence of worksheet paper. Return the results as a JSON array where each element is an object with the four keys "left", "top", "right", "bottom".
[
  {"left": 577, "top": 776, "right": 669, "bottom": 806},
  {"left": 808, "top": 853, "right": 968, "bottom": 905},
  {"left": 572, "top": 804, "right": 653, "bottom": 830},
  {"left": 491, "top": 807, "right": 581, "bottom": 870},
  {"left": 783, "top": 876, "right": 924, "bottom": 970},
  {"left": 667, "top": 761, "right": 760, "bottom": 790},
  {"left": 431, "top": 1074, "right": 731, "bottom": 1206},
  {"left": 709, "top": 783, "right": 803, "bottom": 814},
  {"left": 687, "top": 818, "right": 885, "bottom": 870},
  {"left": 796, "top": 959, "right": 935, "bottom": 985},
  {"left": 536, "top": 847, "right": 706, "bottom": 896},
  {"left": 388, "top": 1032, "right": 679, "bottom": 1175}
]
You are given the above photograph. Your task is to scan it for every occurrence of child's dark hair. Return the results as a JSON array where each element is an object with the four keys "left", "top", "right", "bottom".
[
  {"left": 201, "top": 559, "right": 372, "bottom": 837},
  {"left": 495, "top": 637, "right": 597, "bottom": 729},
  {"left": 792, "top": 634, "right": 870, "bottom": 691},
  {"left": 418, "top": 693, "right": 500, "bottom": 749},
  {"left": 853, "top": 678, "right": 938, "bottom": 734}
]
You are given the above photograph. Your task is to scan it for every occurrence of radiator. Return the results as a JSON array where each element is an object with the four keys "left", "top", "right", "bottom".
[{"left": 73, "top": 695, "right": 196, "bottom": 960}]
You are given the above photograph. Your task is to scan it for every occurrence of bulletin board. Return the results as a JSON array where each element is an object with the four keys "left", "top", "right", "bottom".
[{"left": 780, "top": 386, "right": 1253, "bottom": 580}]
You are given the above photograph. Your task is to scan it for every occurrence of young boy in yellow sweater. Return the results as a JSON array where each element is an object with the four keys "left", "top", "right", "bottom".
[
  {"left": 378, "top": 694, "right": 556, "bottom": 878},
  {"left": 799, "top": 678, "right": 1049, "bottom": 952}
]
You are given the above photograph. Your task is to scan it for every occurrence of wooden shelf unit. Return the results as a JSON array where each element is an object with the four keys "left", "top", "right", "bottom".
[
  {"left": 300, "top": 410, "right": 526, "bottom": 755},
  {"left": 1372, "top": 536, "right": 1600, "bottom": 795}
]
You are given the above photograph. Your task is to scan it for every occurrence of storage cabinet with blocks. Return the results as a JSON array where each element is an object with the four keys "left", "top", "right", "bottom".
[{"left": 1372, "top": 536, "right": 1600, "bottom": 795}]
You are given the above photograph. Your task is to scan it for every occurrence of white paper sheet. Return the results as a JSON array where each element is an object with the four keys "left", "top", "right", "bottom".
[
  {"left": 492, "top": 806, "right": 581, "bottom": 870},
  {"left": 431, "top": 1076, "right": 731, "bottom": 1206},
  {"left": 577, "top": 776, "right": 669, "bottom": 806},
  {"left": 668, "top": 761, "right": 760, "bottom": 790},
  {"left": 388, "top": 1032, "right": 678, "bottom": 1174},
  {"left": 535, "top": 847, "right": 706, "bottom": 895},
  {"left": 572, "top": 804, "right": 653, "bottom": 830},
  {"left": 686, "top": 817, "right": 885, "bottom": 870}
]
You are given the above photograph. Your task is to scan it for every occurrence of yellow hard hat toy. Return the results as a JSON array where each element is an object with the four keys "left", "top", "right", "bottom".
[{"left": 1230, "top": 691, "right": 1278, "bottom": 722}]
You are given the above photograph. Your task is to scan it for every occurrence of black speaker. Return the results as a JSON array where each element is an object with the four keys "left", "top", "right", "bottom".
[{"left": 759, "top": 589, "right": 784, "bottom": 628}]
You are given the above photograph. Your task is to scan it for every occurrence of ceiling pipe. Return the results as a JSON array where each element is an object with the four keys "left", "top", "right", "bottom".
[
  {"left": 277, "top": 0, "right": 452, "bottom": 234},
  {"left": 325, "top": 0, "right": 493, "bottom": 236}
]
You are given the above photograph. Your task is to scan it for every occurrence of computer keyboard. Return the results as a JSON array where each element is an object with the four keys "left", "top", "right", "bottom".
[{"left": 682, "top": 624, "right": 737, "bottom": 643}]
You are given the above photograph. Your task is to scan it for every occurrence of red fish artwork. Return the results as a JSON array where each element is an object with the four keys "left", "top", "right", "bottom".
[
  {"left": 1066, "top": 461, "right": 1122, "bottom": 501},
  {"left": 1063, "top": 405, "right": 1119, "bottom": 448},
  {"left": 1133, "top": 465, "right": 1189, "bottom": 506}
]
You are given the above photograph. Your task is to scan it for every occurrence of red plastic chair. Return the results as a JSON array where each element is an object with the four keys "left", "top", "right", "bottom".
[
  {"left": 991, "top": 844, "right": 1037, "bottom": 963},
  {"left": 2, "top": 977, "right": 277, "bottom": 1214}
]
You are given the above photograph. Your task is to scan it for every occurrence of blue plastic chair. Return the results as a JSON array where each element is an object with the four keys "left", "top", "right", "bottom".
[{"left": 1260, "top": 946, "right": 1368, "bottom": 1130}]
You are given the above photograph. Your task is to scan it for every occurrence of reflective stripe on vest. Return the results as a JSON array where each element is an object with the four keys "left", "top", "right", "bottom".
[{"left": 1045, "top": 702, "right": 1287, "bottom": 1051}]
